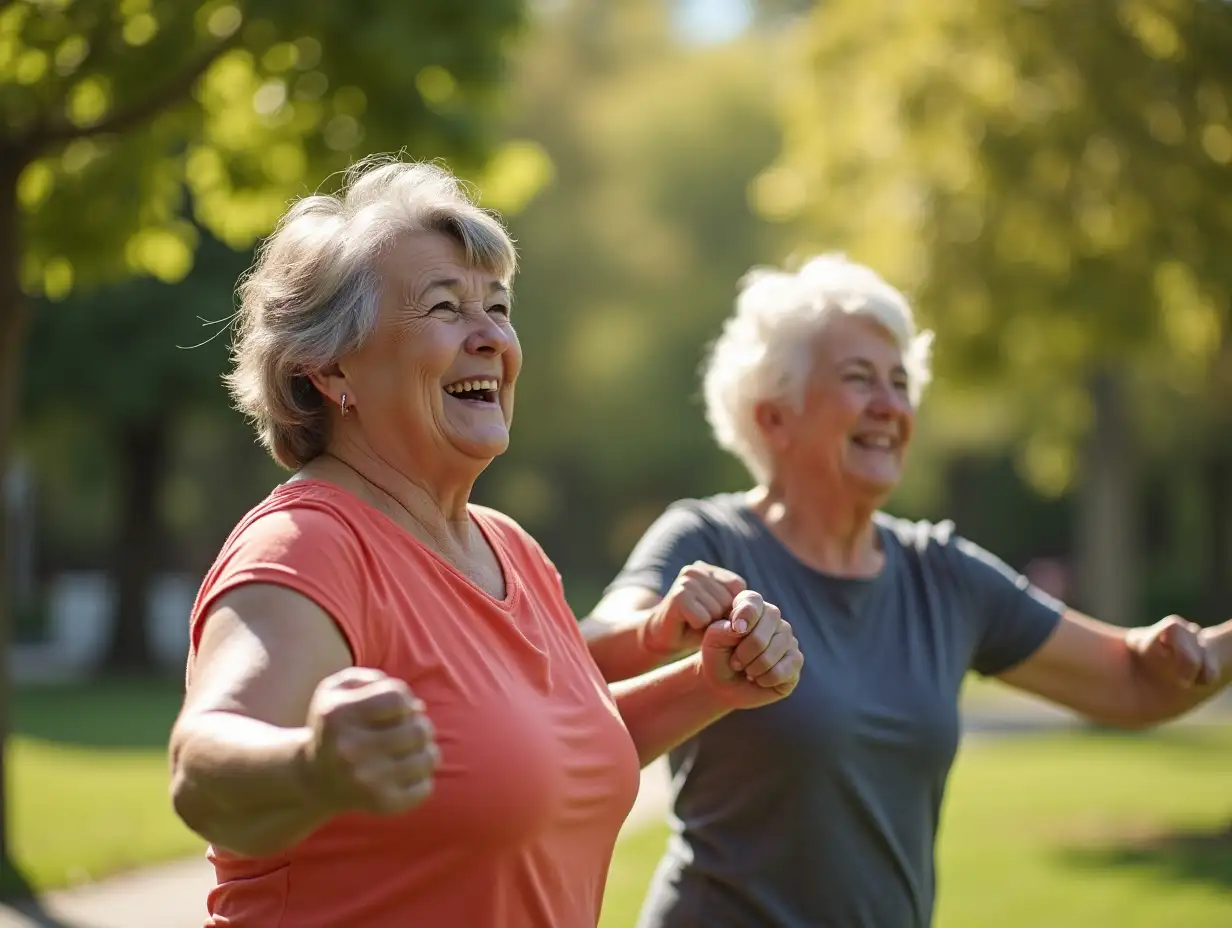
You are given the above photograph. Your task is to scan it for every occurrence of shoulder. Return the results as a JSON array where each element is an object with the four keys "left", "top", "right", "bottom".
[
  {"left": 646, "top": 492, "right": 750, "bottom": 539},
  {"left": 876, "top": 512, "right": 959, "bottom": 556},
  {"left": 222, "top": 482, "right": 371, "bottom": 560},
  {"left": 875, "top": 512, "right": 992, "bottom": 583}
]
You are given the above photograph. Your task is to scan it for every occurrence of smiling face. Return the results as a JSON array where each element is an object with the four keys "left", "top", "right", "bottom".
[
  {"left": 336, "top": 230, "right": 520, "bottom": 472},
  {"left": 760, "top": 312, "right": 915, "bottom": 500}
]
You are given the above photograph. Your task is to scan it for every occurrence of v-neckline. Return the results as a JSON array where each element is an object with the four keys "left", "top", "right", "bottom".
[{"left": 276, "top": 479, "right": 520, "bottom": 612}]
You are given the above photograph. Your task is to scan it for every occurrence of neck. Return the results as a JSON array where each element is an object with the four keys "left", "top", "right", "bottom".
[
  {"left": 313, "top": 435, "right": 479, "bottom": 550},
  {"left": 747, "top": 477, "right": 884, "bottom": 577}
]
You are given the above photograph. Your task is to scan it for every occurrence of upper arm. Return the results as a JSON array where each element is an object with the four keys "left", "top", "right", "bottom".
[
  {"left": 600, "top": 501, "right": 723, "bottom": 604},
  {"left": 179, "top": 584, "right": 354, "bottom": 730},
  {"left": 588, "top": 584, "right": 663, "bottom": 624},
  {"left": 995, "top": 610, "right": 1137, "bottom": 725},
  {"left": 176, "top": 504, "right": 372, "bottom": 736},
  {"left": 952, "top": 535, "right": 1065, "bottom": 677}
]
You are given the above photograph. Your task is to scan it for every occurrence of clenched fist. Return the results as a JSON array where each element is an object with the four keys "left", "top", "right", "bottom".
[
  {"left": 699, "top": 590, "right": 803, "bottom": 710},
  {"left": 1129, "top": 616, "right": 1220, "bottom": 689},
  {"left": 642, "top": 561, "right": 748, "bottom": 657},
  {"left": 301, "top": 667, "right": 439, "bottom": 816}
]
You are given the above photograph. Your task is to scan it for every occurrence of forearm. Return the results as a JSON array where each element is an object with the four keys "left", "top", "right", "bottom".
[
  {"left": 581, "top": 611, "right": 684, "bottom": 683},
  {"left": 611, "top": 656, "right": 730, "bottom": 767},
  {"left": 169, "top": 711, "right": 331, "bottom": 858}
]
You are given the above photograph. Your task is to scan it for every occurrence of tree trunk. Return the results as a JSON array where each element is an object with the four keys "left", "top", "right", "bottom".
[
  {"left": 1074, "top": 368, "right": 1140, "bottom": 626},
  {"left": 0, "top": 149, "right": 32, "bottom": 898},
  {"left": 101, "top": 419, "right": 170, "bottom": 675}
]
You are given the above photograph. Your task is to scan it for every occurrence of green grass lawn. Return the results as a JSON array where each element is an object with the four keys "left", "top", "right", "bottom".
[
  {"left": 13, "top": 679, "right": 1232, "bottom": 928},
  {"left": 12, "top": 679, "right": 205, "bottom": 891},
  {"left": 599, "top": 726, "right": 1232, "bottom": 928}
]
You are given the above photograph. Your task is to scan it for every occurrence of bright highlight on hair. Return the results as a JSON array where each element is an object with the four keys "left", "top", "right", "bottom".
[{"left": 701, "top": 253, "right": 934, "bottom": 483}]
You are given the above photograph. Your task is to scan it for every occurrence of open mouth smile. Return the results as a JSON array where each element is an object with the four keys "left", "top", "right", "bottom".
[{"left": 443, "top": 378, "right": 500, "bottom": 405}]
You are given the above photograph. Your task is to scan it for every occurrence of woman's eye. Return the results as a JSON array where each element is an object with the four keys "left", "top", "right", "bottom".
[
  {"left": 488, "top": 303, "right": 511, "bottom": 317},
  {"left": 431, "top": 301, "right": 459, "bottom": 314}
]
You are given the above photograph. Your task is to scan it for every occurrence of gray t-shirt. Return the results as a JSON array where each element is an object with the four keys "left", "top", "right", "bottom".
[{"left": 607, "top": 493, "right": 1064, "bottom": 928}]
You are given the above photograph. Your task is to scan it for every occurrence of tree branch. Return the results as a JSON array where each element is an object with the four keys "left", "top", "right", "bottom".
[{"left": 23, "top": 34, "right": 238, "bottom": 155}]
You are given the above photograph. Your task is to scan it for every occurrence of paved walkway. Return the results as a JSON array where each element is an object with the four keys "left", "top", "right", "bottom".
[{"left": 2, "top": 692, "right": 1228, "bottom": 928}]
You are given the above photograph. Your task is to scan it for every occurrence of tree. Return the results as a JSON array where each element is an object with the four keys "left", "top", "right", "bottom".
[
  {"left": 0, "top": 0, "right": 528, "bottom": 895},
  {"left": 470, "top": 0, "right": 789, "bottom": 602},
  {"left": 759, "top": 0, "right": 1232, "bottom": 623},
  {"left": 22, "top": 231, "right": 253, "bottom": 674}
]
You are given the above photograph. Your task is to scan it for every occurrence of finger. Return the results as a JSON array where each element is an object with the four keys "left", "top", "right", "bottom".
[
  {"left": 729, "top": 590, "right": 765, "bottom": 635},
  {"left": 1164, "top": 631, "right": 1204, "bottom": 686},
  {"left": 698, "top": 564, "right": 747, "bottom": 598},
  {"left": 770, "top": 650, "right": 804, "bottom": 696},
  {"left": 353, "top": 684, "right": 419, "bottom": 727},
  {"left": 678, "top": 587, "right": 729, "bottom": 629},
  {"left": 360, "top": 761, "right": 435, "bottom": 815},
  {"left": 391, "top": 743, "right": 440, "bottom": 786},
  {"left": 740, "top": 624, "right": 793, "bottom": 678},
  {"left": 1197, "top": 648, "right": 1220, "bottom": 687},
  {"left": 324, "top": 666, "right": 389, "bottom": 691},
  {"left": 731, "top": 603, "right": 779, "bottom": 670},
  {"left": 365, "top": 715, "right": 435, "bottom": 757}
]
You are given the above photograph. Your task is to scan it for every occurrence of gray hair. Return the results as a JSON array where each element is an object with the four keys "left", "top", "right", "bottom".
[
  {"left": 225, "top": 154, "right": 518, "bottom": 469},
  {"left": 701, "top": 253, "right": 934, "bottom": 484}
]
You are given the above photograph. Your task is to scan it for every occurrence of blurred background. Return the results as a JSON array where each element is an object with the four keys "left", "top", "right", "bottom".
[{"left": 1, "top": 0, "right": 1230, "bottom": 926}]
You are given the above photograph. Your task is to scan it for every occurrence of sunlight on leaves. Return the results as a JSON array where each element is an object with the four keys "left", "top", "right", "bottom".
[
  {"left": 1200, "top": 125, "right": 1232, "bottom": 165},
  {"left": 416, "top": 65, "right": 457, "bottom": 106},
  {"left": 1020, "top": 432, "right": 1075, "bottom": 498},
  {"left": 66, "top": 75, "right": 112, "bottom": 128},
  {"left": 122, "top": 13, "right": 158, "bottom": 48},
  {"left": 42, "top": 257, "right": 74, "bottom": 301},
  {"left": 750, "top": 165, "right": 806, "bottom": 222},
  {"left": 1117, "top": 0, "right": 1183, "bottom": 62},
  {"left": 475, "top": 139, "right": 554, "bottom": 215},
  {"left": 15, "top": 48, "right": 48, "bottom": 85},
  {"left": 17, "top": 161, "right": 54, "bottom": 211},
  {"left": 125, "top": 225, "right": 198, "bottom": 283},
  {"left": 205, "top": 5, "right": 243, "bottom": 40},
  {"left": 54, "top": 35, "right": 88, "bottom": 76}
]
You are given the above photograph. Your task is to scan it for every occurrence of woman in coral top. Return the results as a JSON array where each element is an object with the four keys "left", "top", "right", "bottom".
[{"left": 168, "top": 155, "right": 804, "bottom": 928}]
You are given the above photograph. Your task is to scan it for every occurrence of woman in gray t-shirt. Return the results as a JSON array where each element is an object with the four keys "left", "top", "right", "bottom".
[{"left": 582, "top": 254, "right": 1232, "bottom": 928}]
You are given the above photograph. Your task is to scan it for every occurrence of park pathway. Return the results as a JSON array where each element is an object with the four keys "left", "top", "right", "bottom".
[{"left": 1, "top": 691, "right": 1227, "bottom": 928}]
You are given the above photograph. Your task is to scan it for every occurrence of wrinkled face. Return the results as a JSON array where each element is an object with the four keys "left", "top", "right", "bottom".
[
  {"left": 763, "top": 313, "right": 914, "bottom": 498},
  {"left": 340, "top": 230, "right": 519, "bottom": 468}
]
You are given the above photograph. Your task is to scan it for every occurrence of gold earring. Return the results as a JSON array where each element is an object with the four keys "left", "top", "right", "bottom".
[{"left": 340, "top": 393, "right": 349, "bottom": 417}]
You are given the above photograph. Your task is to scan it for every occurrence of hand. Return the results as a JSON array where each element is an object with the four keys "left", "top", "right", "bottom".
[
  {"left": 642, "top": 561, "right": 747, "bottom": 657},
  {"left": 699, "top": 590, "right": 803, "bottom": 710},
  {"left": 1129, "top": 616, "right": 1220, "bottom": 689},
  {"left": 301, "top": 667, "right": 439, "bottom": 816}
]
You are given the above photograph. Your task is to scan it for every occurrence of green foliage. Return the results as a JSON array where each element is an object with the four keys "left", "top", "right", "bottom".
[
  {"left": 763, "top": 0, "right": 1232, "bottom": 494},
  {"left": 2, "top": 0, "right": 529, "bottom": 296},
  {"left": 473, "top": 0, "right": 787, "bottom": 581}
]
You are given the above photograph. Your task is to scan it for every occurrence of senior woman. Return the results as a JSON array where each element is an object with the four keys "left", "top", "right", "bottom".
[
  {"left": 167, "top": 156, "right": 805, "bottom": 928},
  {"left": 583, "top": 254, "right": 1232, "bottom": 928}
]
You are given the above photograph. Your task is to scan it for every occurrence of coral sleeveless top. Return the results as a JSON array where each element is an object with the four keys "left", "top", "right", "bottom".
[{"left": 187, "top": 480, "right": 640, "bottom": 926}]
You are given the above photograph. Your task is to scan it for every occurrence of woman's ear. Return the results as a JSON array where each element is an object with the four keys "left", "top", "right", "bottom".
[
  {"left": 308, "top": 362, "right": 348, "bottom": 411},
  {"left": 753, "top": 399, "right": 790, "bottom": 453}
]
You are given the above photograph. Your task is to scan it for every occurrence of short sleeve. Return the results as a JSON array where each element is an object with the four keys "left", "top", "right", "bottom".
[
  {"left": 604, "top": 500, "right": 724, "bottom": 599},
  {"left": 191, "top": 505, "right": 375, "bottom": 667},
  {"left": 953, "top": 536, "right": 1065, "bottom": 677}
]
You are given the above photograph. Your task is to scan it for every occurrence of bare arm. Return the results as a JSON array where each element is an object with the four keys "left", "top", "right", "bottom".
[
  {"left": 169, "top": 584, "right": 352, "bottom": 857},
  {"left": 609, "top": 656, "right": 725, "bottom": 767},
  {"left": 996, "top": 611, "right": 1229, "bottom": 729},
  {"left": 582, "top": 566, "right": 747, "bottom": 684},
  {"left": 607, "top": 592, "right": 802, "bottom": 767},
  {"left": 580, "top": 587, "right": 679, "bottom": 683}
]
